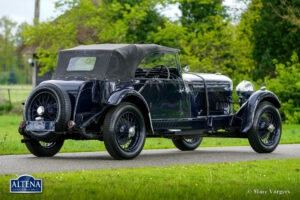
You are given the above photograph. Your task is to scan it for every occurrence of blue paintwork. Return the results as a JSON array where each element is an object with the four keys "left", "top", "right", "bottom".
[
  {"left": 133, "top": 79, "right": 190, "bottom": 119},
  {"left": 32, "top": 52, "right": 281, "bottom": 137},
  {"left": 235, "top": 90, "right": 280, "bottom": 133},
  {"left": 107, "top": 88, "right": 148, "bottom": 106},
  {"left": 41, "top": 80, "right": 84, "bottom": 91}
]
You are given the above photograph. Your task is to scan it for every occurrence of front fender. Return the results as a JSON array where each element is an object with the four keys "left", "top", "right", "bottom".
[{"left": 236, "top": 90, "right": 280, "bottom": 133}]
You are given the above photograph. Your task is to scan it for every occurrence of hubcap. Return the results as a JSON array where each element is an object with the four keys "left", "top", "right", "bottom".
[
  {"left": 128, "top": 126, "right": 136, "bottom": 138},
  {"left": 258, "top": 110, "right": 279, "bottom": 146},
  {"left": 37, "top": 106, "right": 45, "bottom": 116},
  {"left": 267, "top": 124, "right": 275, "bottom": 133}
]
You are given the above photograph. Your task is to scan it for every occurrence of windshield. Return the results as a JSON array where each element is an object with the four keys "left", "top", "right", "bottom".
[{"left": 139, "top": 52, "right": 177, "bottom": 69}]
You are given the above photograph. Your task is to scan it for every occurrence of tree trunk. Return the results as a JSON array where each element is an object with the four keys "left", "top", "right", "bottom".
[
  {"left": 32, "top": 0, "right": 40, "bottom": 87},
  {"left": 34, "top": 0, "right": 40, "bottom": 25}
]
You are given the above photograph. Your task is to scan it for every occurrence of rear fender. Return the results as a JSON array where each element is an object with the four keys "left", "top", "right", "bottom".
[
  {"left": 107, "top": 89, "right": 154, "bottom": 134},
  {"left": 235, "top": 90, "right": 280, "bottom": 133}
]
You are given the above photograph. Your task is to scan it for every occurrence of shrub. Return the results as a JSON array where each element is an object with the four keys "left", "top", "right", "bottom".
[
  {"left": 265, "top": 52, "right": 300, "bottom": 123},
  {"left": 0, "top": 102, "right": 13, "bottom": 114},
  {"left": 0, "top": 96, "right": 13, "bottom": 115}
]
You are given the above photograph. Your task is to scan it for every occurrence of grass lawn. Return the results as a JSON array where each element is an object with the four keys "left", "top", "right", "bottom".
[
  {"left": 0, "top": 159, "right": 299, "bottom": 199},
  {"left": 0, "top": 85, "right": 31, "bottom": 104},
  {"left": 1, "top": 115, "right": 300, "bottom": 155}
]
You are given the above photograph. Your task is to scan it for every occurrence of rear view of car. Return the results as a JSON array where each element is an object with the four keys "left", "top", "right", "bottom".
[{"left": 18, "top": 44, "right": 282, "bottom": 159}]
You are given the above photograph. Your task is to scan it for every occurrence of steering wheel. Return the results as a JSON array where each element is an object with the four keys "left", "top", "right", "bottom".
[{"left": 145, "top": 64, "right": 170, "bottom": 79}]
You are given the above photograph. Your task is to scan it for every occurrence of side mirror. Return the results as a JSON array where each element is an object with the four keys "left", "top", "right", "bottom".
[{"left": 183, "top": 66, "right": 190, "bottom": 72}]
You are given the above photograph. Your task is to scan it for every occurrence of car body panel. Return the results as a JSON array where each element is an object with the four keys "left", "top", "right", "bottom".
[{"left": 235, "top": 90, "right": 281, "bottom": 133}]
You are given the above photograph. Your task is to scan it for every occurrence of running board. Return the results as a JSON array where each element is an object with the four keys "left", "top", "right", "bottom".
[{"left": 163, "top": 129, "right": 248, "bottom": 138}]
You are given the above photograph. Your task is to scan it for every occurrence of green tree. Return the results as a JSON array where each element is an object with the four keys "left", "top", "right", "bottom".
[
  {"left": 105, "top": 0, "right": 165, "bottom": 42},
  {"left": 251, "top": 0, "right": 300, "bottom": 80},
  {"left": 177, "top": 0, "right": 240, "bottom": 76},
  {"left": 265, "top": 52, "right": 300, "bottom": 123},
  {"left": 228, "top": 0, "right": 262, "bottom": 83},
  {"left": 150, "top": 0, "right": 254, "bottom": 80},
  {"left": 23, "top": 0, "right": 165, "bottom": 74},
  {"left": 272, "top": 0, "right": 300, "bottom": 29},
  {"left": 179, "top": 0, "right": 227, "bottom": 32},
  {"left": 0, "top": 17, "right": 17, "bottom": 73},
  {"left": 14, "top": 22, "right": 33, "bottom": 84},
  {"left": 0, "top": 17, "right": 32, "bottom": 84}
]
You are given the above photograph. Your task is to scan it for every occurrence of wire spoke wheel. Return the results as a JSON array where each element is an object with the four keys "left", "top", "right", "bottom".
[
  {"left": 115, "top": 112, "right": 141, "bottom": 152},
  {"left": 248, "top": 102, "right": 282, "bottom": 153},
  {"left": 258, "top": 110, "right": 279, "bottom": 146},
  {"left": 28, "top": 91, "right": 58, "bottom": 121},
  {"left": 23, "top": 83, "right": 72, "bottom": 156},
  {"left": 103, "top": 102, "right": 146, "bottom": 159}
]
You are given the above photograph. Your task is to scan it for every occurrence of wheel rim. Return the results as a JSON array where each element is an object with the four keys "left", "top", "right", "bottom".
[
  {"left": 183, "top": 138, "right": 199, "bottom": 144},
  {"left": 39, "top": 141, "right": 56, "bottom": 149},
  {"left": 28, "top": 90, "right": 58, "bottom": 121},
  {"left": 115, "top": 111, "right": 141, "bottom": 152},
  {"left": 258, "top": 110, "right": 280, "bottom": 146}
]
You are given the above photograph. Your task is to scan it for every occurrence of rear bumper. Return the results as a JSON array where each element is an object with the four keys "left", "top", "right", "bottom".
[
  {"left": 18, "top": 121, "right": 65, "bottom": 141},
  {"left": 18, "top": 120, "right": 103, "bottom": 140}
]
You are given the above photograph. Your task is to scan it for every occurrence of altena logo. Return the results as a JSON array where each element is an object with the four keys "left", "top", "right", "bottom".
[{"left": 10, "top": 175, "right": 42, "bottom": 193}]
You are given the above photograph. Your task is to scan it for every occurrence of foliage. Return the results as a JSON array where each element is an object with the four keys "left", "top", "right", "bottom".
[
  {"left": 18, "top": 0, "right": 300, "bottom": 116},
  {"left": 0, "top": 72, "right": 9, "bottom": 84},
  {"left": 23, "top": 0, "right": 256, "bottom": 79},
  {"left": 251, "top": 0, "right": 300, "bottom": 80},
  {"left": 149, "top": 0, "right": 255, "bottom": 79},
  {"left": 265, "top": 52, "right": 300, "bottom": 124},
  {"left": 22, "top": 0, "right": 164, "bottom": 73},
  {"left": 0, "top": 16, "right": 16, "bottom": 73},
  {"left": 272, "top": 0, "right": 300, "bottom": 29},
  {"left": 0, "top": 17, "right": 32, "bottom": 84},
  {"left": 0, "top": 102, "right": 12, "bottom": 114},
  {"left": 229, "top": 0, "right": 262, "bottom": 83},
  {"left": 179, "top": 0, "right": 227, "bottom": 32},
  {"left": 178, "top": 0, "right": 232, "bottom": 74}
]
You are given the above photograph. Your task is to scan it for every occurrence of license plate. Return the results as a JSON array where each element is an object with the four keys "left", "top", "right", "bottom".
[{"left": 26, "top": 121, "right": 55, "bottom": 132}]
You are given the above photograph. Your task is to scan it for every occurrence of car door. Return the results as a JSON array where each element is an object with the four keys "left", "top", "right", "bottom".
[
  {"left": 135, "top": 52, "right": 190, "bottom": 120},
  {"left": 142, "top": 78, "right": 188, "bottom": 119}
]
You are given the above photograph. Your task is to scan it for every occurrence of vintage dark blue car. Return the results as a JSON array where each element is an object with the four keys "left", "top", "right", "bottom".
[{"left": 19, "top": 44, "right": 282, "bottom": 159}]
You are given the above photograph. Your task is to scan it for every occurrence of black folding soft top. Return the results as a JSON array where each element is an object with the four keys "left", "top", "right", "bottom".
[{"left": 53, "top": 44, "right": 179, "bottom": 81}]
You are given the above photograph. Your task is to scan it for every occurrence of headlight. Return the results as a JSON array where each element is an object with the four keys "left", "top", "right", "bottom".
[{"left": 236, "top": 80, "right": 255, "bottom": 99}]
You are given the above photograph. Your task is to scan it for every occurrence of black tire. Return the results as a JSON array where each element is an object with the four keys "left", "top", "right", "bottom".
[
  {"left": 24, "top": 82, "right": 71, "bottom": 142},
  {"left": 248, "top": 102, "right": 282, "bottom": 153},
  {"left": 24, "top": 137, "right": 64, "bottom": 157},
  {"left": 172, "top": 137, "right": 203, "bottom": 151},
  {"left": 103, "top": 102, "right": 146, "bottom": 160}
]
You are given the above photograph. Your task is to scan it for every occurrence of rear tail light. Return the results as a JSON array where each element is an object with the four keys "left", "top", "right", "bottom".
[
  {"left": 67, "top": 121, "right": 76, "bottom": 129},
  {"left": 19, "top": 121, "right": 25, "bottom": 128}
]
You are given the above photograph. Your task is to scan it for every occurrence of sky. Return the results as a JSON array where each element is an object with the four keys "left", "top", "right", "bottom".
[{"left": 0, "top": 0, "right": 248, "bottom": 25}]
